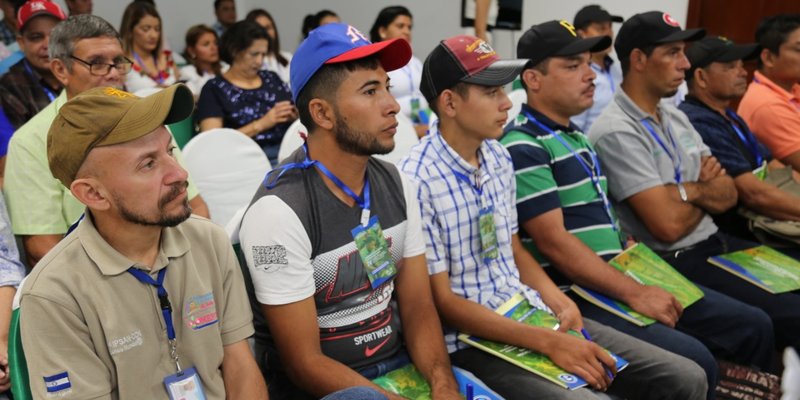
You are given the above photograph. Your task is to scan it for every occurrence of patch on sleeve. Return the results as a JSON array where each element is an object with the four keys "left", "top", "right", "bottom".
[
  {"left": 252, "top": 245, "right": 288, "bottom": 272},
  {"left": 44, "top": 371, "right": 71, "bottom": 393}
]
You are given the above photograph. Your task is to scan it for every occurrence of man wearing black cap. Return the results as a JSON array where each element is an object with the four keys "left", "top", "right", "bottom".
[
  {"left": 678, "top": 38, "right": 800, "bottom": 238},
  {"left": 400, "top": 32, "right": 706, "bottom": 400},
  {"left": 589, "top": 11, "right": 800, "bottom": 358},
  {"left": 571, "top": 5, "right": 624, "bottom": 133},
  {"left": 505, "top": 21, "right": 775, "bottom": 399},
  {"left": 238, "top": 23, "right": 460, "bottom": 400}
]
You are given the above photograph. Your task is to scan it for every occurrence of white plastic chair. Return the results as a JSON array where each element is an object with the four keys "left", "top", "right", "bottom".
[
  {"left": 277, "top": 119, "right": 308, "bottom": 163},
  {"left": 276, "top": 115, "right": 419, "bottom": 164},
  {"left": 182, "top": 128, "right": 271, "bottom": 228},
  {"left": 506, "top": 89, "right": 527, "bottom": 125},
  {"left": 783, "top": 347, "right": 800, "bottom": 400}
]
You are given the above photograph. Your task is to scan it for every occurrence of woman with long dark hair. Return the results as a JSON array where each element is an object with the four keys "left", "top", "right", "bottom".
[
  {"left": 245, "top": 9, "right": 291, "bottom": 85},
  {"left": 120, "top": 1, "right": 179, "bottom": 92},
  {"left": 370, "top": 5, "right": 428, "bottom": 137},
  {"left": 180, "top": 24, "right": 227, "bottom": 97}
]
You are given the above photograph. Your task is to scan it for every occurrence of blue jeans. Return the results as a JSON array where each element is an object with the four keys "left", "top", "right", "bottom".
[
  {"left": 322, "top": 387, "right": 388, "bottom": 400},
  {"left": 658, "top": 232, "right": 800, "bottom": 353}
]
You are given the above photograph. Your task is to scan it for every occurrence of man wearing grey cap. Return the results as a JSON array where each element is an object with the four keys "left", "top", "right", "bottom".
[
  {"left": 589, "top": 11, "right": 800, "bottom": 359},
  {"left": 18, "top": 85, "right": 267, "bottom": 399}
]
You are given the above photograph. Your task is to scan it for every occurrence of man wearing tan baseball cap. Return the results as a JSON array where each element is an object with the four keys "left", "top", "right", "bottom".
[{"left": 18, "top": 84, "right": 268, "bottom": 399}]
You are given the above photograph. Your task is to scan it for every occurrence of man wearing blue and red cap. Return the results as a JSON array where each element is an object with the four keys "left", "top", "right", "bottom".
[{"left": 238, "top": 23, "right": 461, "bottom": 400}]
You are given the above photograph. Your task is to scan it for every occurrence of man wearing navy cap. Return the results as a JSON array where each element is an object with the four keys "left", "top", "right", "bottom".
[
  {"left": 677, "top": 37, "right": 798, "bottom": 239},
  {"left": 590, "top": 11, "right": 799, "bottom": 359},
  {"left": 238, "top": 23, "right": 460, "bottom": 400},
  {"left": 571, "top": 5, "right": 624, "bottom": 132}
]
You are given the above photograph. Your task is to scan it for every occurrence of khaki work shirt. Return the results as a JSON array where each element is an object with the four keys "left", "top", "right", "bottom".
[{"left": 20, "top": 214, "right": 254, "bottom": 399}]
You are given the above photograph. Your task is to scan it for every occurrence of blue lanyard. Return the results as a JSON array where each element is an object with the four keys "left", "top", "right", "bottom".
[
  {"left": 264, "top": 143, "right": 372, "bottom": 225},
  {"left": 524, "top": 112, "right": 623, "bottom": 246},
  {"left": 23, "top": 60, "right": 56, "bottom": 102},
  {"left": 725, "top": 109, "right": 763, "bottom": 167},
  {"left": 402, "top": 64, "right": 414, "bottom": 96},
  {"left": 436, "top": 134, "right": 490, "bottom": 209},
  {"left": 128, "top": 267, "right": 183, "bottom": 371},
  {"left": 641, "top": 119, "right": 682, "bottom": 183},
  {"left": 127, "top": 268, "right": 175, "bottom": 341}
]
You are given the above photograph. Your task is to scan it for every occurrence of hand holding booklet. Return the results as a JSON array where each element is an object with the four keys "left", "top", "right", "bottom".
[
  {"left": 457, "top": 293, "right": 629, "bottom": 390},
  {"left": 571, "top": 243, "right": 704, "bottom": 326}
]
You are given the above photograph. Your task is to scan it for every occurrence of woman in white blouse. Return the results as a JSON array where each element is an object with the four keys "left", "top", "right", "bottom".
[
  {"left": 370, "top": 6, "right": 428, "bottom": 137},
  {"left": 180, "top": 25, "right": 227, "bottom": 97}
]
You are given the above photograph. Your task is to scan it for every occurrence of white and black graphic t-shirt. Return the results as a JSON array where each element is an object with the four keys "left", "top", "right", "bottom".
[{"left": 239, "top": 149, "right": 425, "bottom": 370}]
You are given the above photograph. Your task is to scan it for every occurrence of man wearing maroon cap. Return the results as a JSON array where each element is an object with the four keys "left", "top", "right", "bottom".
[
  {"left": 238, "top": 23, "right": 460, "bottom": 400},
  {"left": 0, "top": 0, "right": 64, "bottom": 131}
]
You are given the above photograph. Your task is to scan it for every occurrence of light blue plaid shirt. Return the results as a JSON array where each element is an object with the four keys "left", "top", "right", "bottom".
[{"left": 399, "top": 124, "right": 548, "bottom": 352}]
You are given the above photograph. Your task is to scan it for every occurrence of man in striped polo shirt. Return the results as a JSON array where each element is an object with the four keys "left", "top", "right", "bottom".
[
  {"left": 501, "top": 20, "right": 774, "bottom": 397},
  {"left": 400, "top": 33, "right": 707, "bottom": 400}
]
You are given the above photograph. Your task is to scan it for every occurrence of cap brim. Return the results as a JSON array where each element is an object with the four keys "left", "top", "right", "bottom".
[
  {"left": 99, "top": 84, "right": 194, "bottom": 147},
  {"left": 325, "top": 38, "right": 412, "bottom": 73},
  {"left": 554, "top": 35, "right": 612, "bottom": 57},
  {"left": 610, "top": 15, "right": 624, "bottom": 23},
  {"left": 717, "top": 43, "right": 760, "bottom": 62},
  {"left": 462, "top": 59, "right": 529, "bottom": 86},
  {"left": 658, "top": 27, "right": 706, "bottom": 44}
]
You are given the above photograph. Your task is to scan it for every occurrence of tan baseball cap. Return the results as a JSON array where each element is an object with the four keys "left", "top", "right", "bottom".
[{"left": 48, "top": 84, "right": 194, "bottom": 188}]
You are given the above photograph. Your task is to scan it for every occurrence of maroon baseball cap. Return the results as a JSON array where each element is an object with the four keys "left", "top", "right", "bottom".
[
  {"left": 17, "top": 0, "right": 66, "bottom": 32},
  {"left": 420, "top": 35, "right": 527, "bottom": 104}
]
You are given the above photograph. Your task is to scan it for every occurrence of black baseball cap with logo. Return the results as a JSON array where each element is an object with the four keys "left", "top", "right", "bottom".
[
  {"left": 614, "top": 11, "right": 705, "bottom": 61},
  {"left": 685, "top": 36, "right": 759, "bottom": 78},
  {"left": 517, "top": 20, "right": 612, "bottom": 66},
  {"left": 573, "top": 5, "right": 623, "bottom": 29}
]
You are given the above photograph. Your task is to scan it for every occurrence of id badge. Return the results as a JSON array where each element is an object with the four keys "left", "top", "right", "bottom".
[
  {"left": 352, "top": 216, "right": 397, "bottom": 289},
  {"left": 753, "top": 161, "right": 768, "bottom": 181},
  {"left": 410, "top": 98, "right": 421, "bottom": 123},
  {"left": 164, "top": 367, "right": 207, "bottom": 400},
  {"left": 479, "top": 206, "right": 498, "bottom": 264}
]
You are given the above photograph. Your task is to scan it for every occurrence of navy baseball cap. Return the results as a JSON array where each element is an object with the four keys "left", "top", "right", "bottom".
[
  {"left": 686, "top": 36, "right": 759, "bottom": 78},
  {"left": 573, "top": 5, "right": 623, "bottom": 29},
  {"left": 518, "top": 20, "right": 612, "bottom": 66},
  {"left": 290, "top": 22, "right": 412, "bottom": 102},
  {"left": 615, "top": 11, "right": 705, "bottom": 61}
]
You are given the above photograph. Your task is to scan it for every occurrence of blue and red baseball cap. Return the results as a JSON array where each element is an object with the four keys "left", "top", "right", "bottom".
[{"left": 290, "top": 22, "right": 412, "bottom": 102}]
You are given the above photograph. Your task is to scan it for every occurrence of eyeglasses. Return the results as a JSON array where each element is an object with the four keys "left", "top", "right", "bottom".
[{"left": 70, "top": 56, "right": 134, "bottom": 76}]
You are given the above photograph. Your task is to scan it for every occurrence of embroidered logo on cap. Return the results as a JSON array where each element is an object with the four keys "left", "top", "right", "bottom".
[
  {"left": 345, "top": 25, "right": 369, "bottom": 44},
  {"left": 662, "top": 13, "right": 681, "bottom": 27},
  {"left": 560, "top": 20, "right": 578, "bottom": 37},
  {"left": 104, "top": 87, "right": 134, "bottom": 99},
  {"left": 30, "top": 1, "right": 46, "bottom": 12},
  {"left": 466, "top": 39, "right": 496, "bottom": 61}
]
